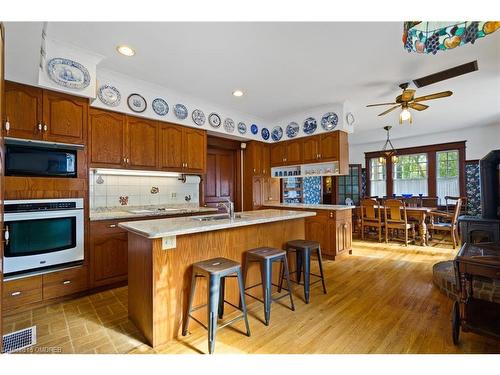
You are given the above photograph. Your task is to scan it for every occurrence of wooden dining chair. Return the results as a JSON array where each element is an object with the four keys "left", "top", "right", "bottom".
[
  {"left": 421, "top": 196, "right": 439, "bottom": 208},
  {"left": 405, "top": 197, "right": 421, "bottom": 208},
  {"left": 383, "top": 199, "right": 416, "bottom": 246},
  {"left": 360, "top": 198, "right": 384, "bottom": 242},
  {"left": 429, "top": 198, "right": 462, "bottom": 249}
]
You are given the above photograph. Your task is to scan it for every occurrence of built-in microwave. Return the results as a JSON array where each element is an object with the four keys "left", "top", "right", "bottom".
[
  {"left": 3, "top": 198, "right": 84, "bottom": 276},
  {"left": 5, "top": 138, "right": 82, "bottom": 178}
]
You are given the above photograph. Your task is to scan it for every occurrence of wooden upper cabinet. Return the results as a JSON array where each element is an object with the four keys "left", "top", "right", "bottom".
[
  {"left": 159, "top": 123, "right": 183, "bottom": 170},
  {"left": 319, "top": 132, "right": 340, "bottom": 161},
  {"left": 127, "top": 117, "right": 158, "bottom": 169},
  {"left": 270, "top": 143, "right": 286, "bottom": 166},
  {"left": 183, "top": 128, "right": 206, "bottom": 173},
  {"left": 42, "top": 90, "right": 87, "bottom": 144},
  {"left": 4, "top": 81, "right": 43, "bottom": 140},
  {"left": 302, "top": 136, "right": 320, "bottom": 163},
  {"left": 89, "top": 108, "right": 126, "bottom": 168},
  {"left": 286, "top": 139, "right": 302, "bottom": 165},
  {"left": 261, "top": 143, "right": 271, "bottom": 176}
]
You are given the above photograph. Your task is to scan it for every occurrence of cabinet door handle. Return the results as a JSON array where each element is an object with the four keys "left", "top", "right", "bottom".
[
  {"left": 62, "top": 280, "right": 71, "bottom": 285},
  {"left": 43, "top": 124, "right": 48, "bottom": 132},
  {"left": 126, "top": 158, "right": 130, "bottom": 164},
  {"left": 253, "top": 168, "right": 256, "bottom": 173},
  {"left": 108, "top": 224, "right": 117, "bottom": 228},
  {"left": 123, "top": 157, "right": 127, "bottom": 164},
  {"left": 11, "top": 291, "right": 21, "bottom": 297},
  {"left": 5, "top": 118, "right": 10, "bottom": 132},
  {"left": 37, "top": 122, "right": 43, "bottom": 132}
]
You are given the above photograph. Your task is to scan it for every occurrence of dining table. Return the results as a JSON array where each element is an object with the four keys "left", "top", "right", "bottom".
[{"left": 354, "top": 205, "right": 437, "bottom": 246}]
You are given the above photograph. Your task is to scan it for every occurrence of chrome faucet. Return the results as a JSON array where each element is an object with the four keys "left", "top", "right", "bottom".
[{"left": 217, "top": 199, "right": 235, "bottom": 219}]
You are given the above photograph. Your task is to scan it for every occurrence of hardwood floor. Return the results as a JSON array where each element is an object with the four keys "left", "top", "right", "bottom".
[{"left": 3, "top": 239, "right": 500, "bottom": 354}]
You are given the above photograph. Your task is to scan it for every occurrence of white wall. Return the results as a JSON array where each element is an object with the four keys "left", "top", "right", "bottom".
[{"left": 349, "top": 123, "right": 500, "bottom": 165}]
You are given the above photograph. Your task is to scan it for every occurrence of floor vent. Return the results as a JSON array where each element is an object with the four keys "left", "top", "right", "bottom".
[{"left": 2, "top": 326, "right": 37, "bottom": 354}]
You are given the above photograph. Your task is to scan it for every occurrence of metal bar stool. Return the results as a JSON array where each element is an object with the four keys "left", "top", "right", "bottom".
[
  {"left": 279, "top": 240, "right": 327, "bottom": 304},
  {"left": 182, "top": 257, "right": 251, "bottom": 354},
  {"left": 242, "top": 247, "right": 295, "bottom": 326}
]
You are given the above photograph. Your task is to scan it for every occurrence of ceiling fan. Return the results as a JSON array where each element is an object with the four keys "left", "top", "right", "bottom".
[
  {"left": 366, "top": 61, "right": 478, "bottom": 124},
  {"left": 366, "top": 83, "right": 452, "bottom": 124}
]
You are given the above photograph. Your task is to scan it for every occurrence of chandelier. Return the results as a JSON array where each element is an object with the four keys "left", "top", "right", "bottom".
[
  {"left": 403, "top": 21, "right": 500, "bottom": 54},
  {"left": 378, "top": 126, "right": 398, "bottom": 164}
]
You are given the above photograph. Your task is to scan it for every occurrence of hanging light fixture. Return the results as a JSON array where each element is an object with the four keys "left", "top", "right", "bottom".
[
  {"left": 399, "top": 103, "right": 412, "bottom": 124},
  {"left": 379, "top": 126, "right": 399, "bottom": 164},
  {"left": 403, "top": 21, "right": 500, "bottom": 54}
]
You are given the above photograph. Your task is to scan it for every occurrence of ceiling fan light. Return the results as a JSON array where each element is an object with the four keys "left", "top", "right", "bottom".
[{"left": 400, "top": 108, "right": 412, "bottom": 124}]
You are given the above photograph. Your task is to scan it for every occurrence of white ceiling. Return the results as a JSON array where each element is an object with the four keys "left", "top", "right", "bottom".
[{"left": 4, "top": 22, "right": 500, "bottom": 145}]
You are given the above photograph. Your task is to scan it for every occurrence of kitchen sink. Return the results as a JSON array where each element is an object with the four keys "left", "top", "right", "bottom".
[{"left": 192, "top": 214, "right": 244, "bottom": 221}]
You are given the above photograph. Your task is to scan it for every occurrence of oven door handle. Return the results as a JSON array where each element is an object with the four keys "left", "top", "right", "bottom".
[{"left": 4, "top": 225, "right": 9, "bottom": 246}]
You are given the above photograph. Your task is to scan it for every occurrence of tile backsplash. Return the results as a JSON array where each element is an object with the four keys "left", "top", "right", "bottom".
[{"left": 89, "top": 170, "right": 200, "bottom": 209}]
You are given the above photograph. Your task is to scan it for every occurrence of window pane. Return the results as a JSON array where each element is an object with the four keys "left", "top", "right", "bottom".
[
  {"left": 392, "top": 153, "right": 428, "bottom": 196},
  {"left": 436, "top": 150, "right": 459, "bottom": 204},
  {"left": 369, "top": 158, "right": 386, "bottom": 197}
]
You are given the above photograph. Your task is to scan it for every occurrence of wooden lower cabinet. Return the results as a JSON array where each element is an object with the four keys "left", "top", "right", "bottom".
[
  {"left": 2, "top": 275, "right": 43, "bottom": 311},
  {"left": 90, "top": 220, "right": 128, "bottom": 288}
]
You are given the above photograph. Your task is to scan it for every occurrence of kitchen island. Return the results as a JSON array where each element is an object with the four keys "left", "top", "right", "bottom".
[
  {"left": 119, "top": 209, "right": 315, "bottom": 347},
  {"left": 264, "top": 202, "right": 354, "bottom": 260}
]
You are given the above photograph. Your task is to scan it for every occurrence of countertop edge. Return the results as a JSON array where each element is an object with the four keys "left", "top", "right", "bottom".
[
  {"left": 263, "top": 203, "right": 354, "bottom": 211},
  {"left": 118, "top": 211, "right": 316, "bottom": 239},
  {"left": 89, "top": 208, "right": 218, "bottom": 221}
]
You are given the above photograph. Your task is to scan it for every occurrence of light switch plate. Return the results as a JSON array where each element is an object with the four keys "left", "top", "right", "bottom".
[{"left": 162, "top": 236, "right": 176, "bottom": 250}]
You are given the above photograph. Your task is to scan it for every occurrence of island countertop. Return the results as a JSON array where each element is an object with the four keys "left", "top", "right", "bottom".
[
  {"left": 118, "top": 209, "right": 316, "bottom": 239},
  {"left": 264, "top": 202, "right": 354, "bottom": 211}
]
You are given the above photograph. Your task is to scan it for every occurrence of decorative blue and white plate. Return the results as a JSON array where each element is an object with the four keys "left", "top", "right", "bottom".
[
  {"left": 208, "top": 113, "right": 221, "bottom": 128},
  {"left": 250, "top": 124, "right": 258, "bottom": 135},
  {"left": 152, "top": 98, "right": 169, "bottom": 116},
  {"left": 261, "top": 128, "right": 270, "bottom": 140},
  {"left": 127, "top": 93, "right": 147, "bottom": 113},
  {"left": 192, "top": 109, "right": 206, "bottom": 126},
  {"left": 321, "top": 112, "right": 338, "bottom": 131},
  {"left": 97, "top": 84, "right": 121, "bottom": 107},
  {"left": 271, "top": 126, "right": 283, "bottom": 142},
  {"left": 47, "top": 57, "right": 90, "bottom": 90},
  {"left": 174, "top": 104, "right": 188, "bottom": 120},
  {"left": 223, "top": 118, "right": 235, "bottom": 133},
  {"left": 237, "top": 122, "right": 247, "bottom": 134},
  {"left": 303, "top": 117, "right": 317, "bottom": 135},
  {"left": 286, "top": 122, "right": 300, "bottom": 138}
]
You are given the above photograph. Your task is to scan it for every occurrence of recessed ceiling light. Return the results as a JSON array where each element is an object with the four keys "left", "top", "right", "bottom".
[
  {"left": 232, "top": 90, "right": 244, "bottom": 97},
  {"left": 116, "top": 45, "right": 135, "bottom": 57}
]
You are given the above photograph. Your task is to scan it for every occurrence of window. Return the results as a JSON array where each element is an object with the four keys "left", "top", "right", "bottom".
[
  {"left": 436, "top": 150, "right": 459, "bottom": 204},
  {"left": 369, "top": 158, "right": 386, "bottom": 197},
  {"left": 392, "top": 153, "right": 428, "bottom": 196},
  {"left": 338, "top": 165, "right": 361, "bottom": 205}
]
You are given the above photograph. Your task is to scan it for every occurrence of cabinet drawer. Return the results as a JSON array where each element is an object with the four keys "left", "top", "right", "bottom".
[
  {"left": 91, "top": 220, "right": 128, "bottom": 235},
  {"left": 3, "top": 275, "right": 43, "bottom": 310},
  {"left": 43, "top": 266, "right": 88, "bottom": 300}
]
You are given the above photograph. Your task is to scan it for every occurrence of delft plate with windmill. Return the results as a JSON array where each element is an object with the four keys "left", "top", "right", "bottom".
[
  {"left": 223, "top": 118, "right": 235, "bottom": 133},
  {"left": 174, "top": 104, "right": 188, "bottom": 120},
  {"left": 286, "top": 122, "right": 299, "bottom": 138},
  {"left": 208, "top": 113, "right": 222, "bottom": 128},
  {"left": 192, "top": 109, "right": 206, "bottom": 126},
  {"left": 47, "top": 57, "right": 91, "bottom": 89},
  {"left": 261, "top": 127, "right": 270, "bottom": 140},
  {"left": 303, "top": 117, "right": 317, "bottom": 135},
  {"left": 237, "top": 122, "right": 247, "bottom": 134},
  {"left": 98, "top": 84, "right": 121, "bottom": 107},
  {"left": 321, "top": 112, "right": 338, "bottom": 131},
  {"left": 152, "top": 98, "right": 169, "bottom": 116},
  {"left": 271, "top": 126, "right": 283, "bottom": 142},
  {"left": 127, "top": 93, "right": 147, "bottom": 113}
]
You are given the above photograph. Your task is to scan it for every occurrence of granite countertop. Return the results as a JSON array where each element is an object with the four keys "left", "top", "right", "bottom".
[
  {"left": 90, "top": 204, "right": 218, "bottom": 221},
  {"left": 118, "top": 209, "right": 316, "bottom": 239},
  {"left": 264, "top": 202, "right": 354, "bottom": 211}
]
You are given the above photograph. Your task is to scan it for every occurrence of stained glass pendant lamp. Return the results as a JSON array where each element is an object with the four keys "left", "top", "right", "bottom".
[
  {"left": 403, "top": 21, "right": 500, "bottom": 54},
  {"left": 378, "top": 126, "right": 399, "bottom": 164}
]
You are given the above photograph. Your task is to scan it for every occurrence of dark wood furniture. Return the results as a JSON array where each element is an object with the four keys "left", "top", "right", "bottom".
[
  {"left": 429, "top": 198, "right": 462, "bottom": 249},
  {"left": 360, "top": 198, "right": 384, "bottom": 242},
  {"left": 383, "top": 199, "right": 416, "bottom": 246},
  {"left": 452, "top": 242, "right": 500, "bottom": 344}
]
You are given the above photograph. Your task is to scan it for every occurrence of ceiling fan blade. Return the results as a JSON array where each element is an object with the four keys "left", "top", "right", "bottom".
[
  {"left": 378, "top": 105, "right": 401, "bottom": 116},
  {"left": 366, "top": 102, "right": 398, "bottom": 107},
  {"left": 412, "top": 91, "right": 453, "bottom": 103},
  {"left": 409, "top": 103, "right": 429, "bottom": 111},
  {"left": 401, "top": 89, "right": 415, "bottom": 102},
  {"left": 413, "top": 61, "right": 478, "bottom": 88}
]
